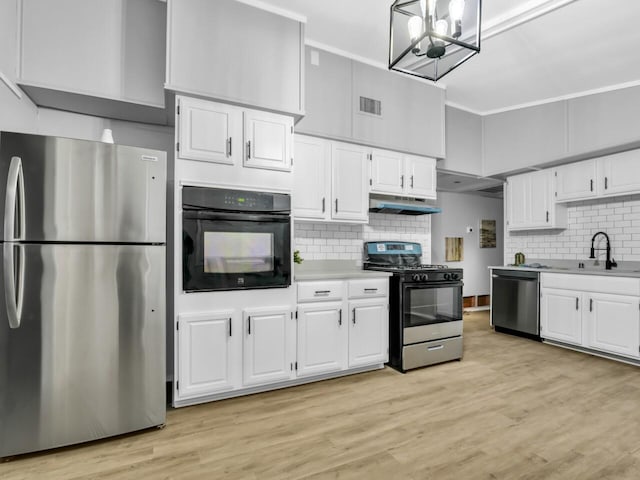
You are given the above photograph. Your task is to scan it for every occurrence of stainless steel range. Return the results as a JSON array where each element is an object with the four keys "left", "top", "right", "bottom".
[{"left": 364, "top": 241, "right": 464, "bottom": 372}]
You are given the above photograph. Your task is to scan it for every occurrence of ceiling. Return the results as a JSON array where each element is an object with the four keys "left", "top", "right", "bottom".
[{"left": 255, "top": 0, "right": 640, "bottom": 114}]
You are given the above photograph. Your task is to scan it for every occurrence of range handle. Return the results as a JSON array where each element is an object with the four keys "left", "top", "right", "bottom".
[{"left": 3, "top": 244, "right": 24, "bottom": 329}]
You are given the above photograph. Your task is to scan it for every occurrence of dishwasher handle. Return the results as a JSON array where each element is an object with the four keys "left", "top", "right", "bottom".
[{"left": 492, "top": 274, "right": 538, "bottom": 281}]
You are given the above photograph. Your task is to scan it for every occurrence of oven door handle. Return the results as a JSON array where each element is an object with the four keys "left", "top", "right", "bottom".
[
  {"left": 406, "top": 281, "right": 463, "bottom": 287},
  {"left": 183, "top": 211, "right": 290, "bottom": 222}
]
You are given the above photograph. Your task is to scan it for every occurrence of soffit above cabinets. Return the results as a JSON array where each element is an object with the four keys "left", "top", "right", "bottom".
[{"left": 257, "top": 0, "right": 640, "bottom": 114}]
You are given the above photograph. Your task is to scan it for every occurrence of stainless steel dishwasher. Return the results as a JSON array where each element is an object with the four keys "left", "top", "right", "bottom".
[{"left": 491, "top": 269, "right": 540, "bottom": 340}]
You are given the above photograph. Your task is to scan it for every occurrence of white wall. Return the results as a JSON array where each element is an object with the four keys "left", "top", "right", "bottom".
[
  {"left": 431, "top": 192, "right": 504, "bottom": 297},
  {"left": 294, "top": 213, "right": 432, "bottom": 264},
  {"left": 505, "top": 194, "right": 640, "bottom": 263}
]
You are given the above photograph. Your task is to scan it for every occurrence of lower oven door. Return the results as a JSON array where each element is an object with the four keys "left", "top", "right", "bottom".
[
  {"left": 183, "top": 210, "right": 291, "bottom": 292},
  {"left": 402, "top": 282, "right": 463, "bottom": 345}
]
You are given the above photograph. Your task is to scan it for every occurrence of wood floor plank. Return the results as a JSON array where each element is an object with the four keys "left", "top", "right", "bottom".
[{"left": 2, "top": 311, "right": 640, "bottom": 479}]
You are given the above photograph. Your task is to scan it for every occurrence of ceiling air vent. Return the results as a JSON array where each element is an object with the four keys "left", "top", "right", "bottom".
[{"left": 359, "top": 96, "right": 382, "bottom": 116}]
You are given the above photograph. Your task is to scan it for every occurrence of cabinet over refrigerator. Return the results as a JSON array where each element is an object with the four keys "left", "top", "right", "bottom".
[{"left": 0, "top": 132, "right": 167, "bottom": 458}]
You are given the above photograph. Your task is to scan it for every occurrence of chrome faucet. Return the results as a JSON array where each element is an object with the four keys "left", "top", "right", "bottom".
[{"left": 589, "top": 231, "right": 617, "bottom": 270}]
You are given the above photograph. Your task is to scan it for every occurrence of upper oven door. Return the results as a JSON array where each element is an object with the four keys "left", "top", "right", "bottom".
[
  {"left": 402, "top": 281, "right": 463, "bottom": 328},
  {"left": 182, "top": 210, "right": 291, "bottom": 292}
]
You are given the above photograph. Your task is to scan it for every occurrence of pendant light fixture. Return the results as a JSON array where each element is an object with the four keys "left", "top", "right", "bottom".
[{"left": 389, "top": 0, "right": 481, "bottom": 81}]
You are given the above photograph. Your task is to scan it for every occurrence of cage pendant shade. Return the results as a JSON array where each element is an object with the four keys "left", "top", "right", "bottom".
[{"left": 389, "top": 0, "right": 481, "bottom": 82}]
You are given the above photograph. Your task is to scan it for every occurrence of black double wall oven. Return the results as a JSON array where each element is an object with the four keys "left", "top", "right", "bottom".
[{"left": 182, "top": 186, "right": 291, "bottom": 292}]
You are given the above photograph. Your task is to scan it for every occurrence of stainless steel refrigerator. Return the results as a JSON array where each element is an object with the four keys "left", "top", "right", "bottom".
[{"left": 0, "top": 132, "right": 166, "bottom": 458}]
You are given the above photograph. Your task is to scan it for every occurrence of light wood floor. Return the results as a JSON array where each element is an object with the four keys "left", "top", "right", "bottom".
[{"left": 3, "top": 311, "right": 640, "bottom": 479}]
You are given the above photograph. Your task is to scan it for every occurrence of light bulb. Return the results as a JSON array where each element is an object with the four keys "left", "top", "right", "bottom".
[
  {"left": 449, "top": 0, "right": 465, "bottom": 22},
  {"left": 435, "top": 19, "right": 448, "bottom": 37},
  {"left": 408, "top": 15, "right": 423, "bottom": 41}
]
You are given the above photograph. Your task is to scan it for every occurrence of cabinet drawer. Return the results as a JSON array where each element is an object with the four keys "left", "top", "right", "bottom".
[
  {"left": 297, "top": 281, "right": 344, "bottom": 302},
  {"left": 348, "top": 278, "right": 388, "bottom": 298}
]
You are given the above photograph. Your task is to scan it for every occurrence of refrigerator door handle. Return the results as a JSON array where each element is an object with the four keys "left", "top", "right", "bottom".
[
  {"left": 3, "top": 244, "right": 24, "bottom": 329},
  {"left": 4, "top": 156, "right": 25, "bottom": 241}
]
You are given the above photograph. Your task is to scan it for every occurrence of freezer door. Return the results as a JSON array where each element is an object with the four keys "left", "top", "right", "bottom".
[
  {"left": 0, "top": 132, "right": 166, "bottom": 243},
  {"left": 0, "top": 244, "right": 166, "bottom": 458}
]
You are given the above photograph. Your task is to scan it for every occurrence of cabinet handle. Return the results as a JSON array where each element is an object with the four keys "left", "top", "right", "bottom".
[
  {"left": 576, "top": 298, "right": 579, "bottom": 310},
  {"left": 546, "top": 211, "right": 549, "bottom": 223},
  {"left": 590, "top": 179, "right": 593, "bottom": 192},
  {"left": 364, "top": 288, "right": 378, "bottom": 293},
  {"left": 605, "top": 177, "right": 608, "bottom": 190},
  {"left": 589, "top": 298, "right": 593, "bottom": 312},
  {"left": 247, "top": 140, "right": 251, "bottom": 160},
  {"left": 335, "top": 199, "right": 338, "bottom": 213},
  {"left": 339, "top": 309, "right": 342, "bottom": 326},
  {"left": 400, "top": 175, "right": 404, "bottom": 188},
  {"left": 247, "top": 316, "right": 251, "bottom": 335},
  {"left": 314, "top": 290, "right": 330, "bottom": 296},
  {"left": 322, "top": 197, "right": 325, "bottom": 213},
  {"left": 229, "top": 318, "right": 232, "bottom": 337},
  {"left": 227, "top": 137, "right": 232, "bottom": 157},
  {"left": 411, "top": 175, "right": 414, "bottom": 188},
  {"left": 352, "top": 308, "right": 356, "bottom": 324}
]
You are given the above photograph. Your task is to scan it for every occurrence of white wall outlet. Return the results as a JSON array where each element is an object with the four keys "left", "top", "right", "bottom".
[{"left": 310, "top": 50, "right": 320, "bottom": 66}]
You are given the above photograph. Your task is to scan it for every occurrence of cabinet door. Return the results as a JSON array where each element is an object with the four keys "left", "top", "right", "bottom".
[
  {"left": 297, "top": 302, "right": 347, "bottom": 377},
  {"left": 598, "top": 150, "right": 640, "bottom": 197},
  {"left": 293, "top": 135, "right": 330, "bottom": 220},
  {"left": 177, "top": 311, "right": 236, "bottom": 399},
  {"left": 177, "top": 97, "right": 241, "bottom": 164},
  {"left": 331, "top": 142, "right": 369, "bottom": 223},
  {"left": 243, "top": 307, "right": 294, "bottom": 387},
  {"left": 405, "top": 155, "right": 437, "bottom": 199},
  {"left": 540, "top": 288, "right": 583, "bottom": 345},
  {"left": 529, "top": 170, "right": 552, "bottom": 227},
  {"left": 555, "top": 160, "right": 598, "bottom": 202},
  {"left": 506, "top": 174, "right": 529, "bottom": 230},
  {"left": 370, "top": 149, "right": 404, "bottom": 195},
  {"left": 348, "top": 299, "right": 388, "bottom": 367},
  {"left": 244, "top": 110, "right": 293, "bottom": 172},
  {"left": 586, "top": 293, "right": 640, "bottom": 358}
]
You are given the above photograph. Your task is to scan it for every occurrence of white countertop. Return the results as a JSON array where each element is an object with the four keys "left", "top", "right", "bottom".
[
  {"left": 489, "top": 264, "right": 640, "bottom": 279},
  {"left": 294, "top": 260, "right": 393, "bottom": 281}
]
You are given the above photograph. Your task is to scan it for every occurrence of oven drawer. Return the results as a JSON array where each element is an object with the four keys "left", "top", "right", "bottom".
[
  {"left": 402, "top": 337, "right": 463, "bottom": 371},
  {"left": 297, "top": 281, "right": 344, "bottom": 302},
  {"left": 348, "top": 278, "right": 388, "bottom": 299}
]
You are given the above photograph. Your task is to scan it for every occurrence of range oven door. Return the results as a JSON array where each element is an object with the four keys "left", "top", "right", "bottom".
[
  {"left": 402, "top": 281, "right": 463, "bottom": 345},
  {"left": 183, "top": 210, "right": 291, "bottom": 292}
]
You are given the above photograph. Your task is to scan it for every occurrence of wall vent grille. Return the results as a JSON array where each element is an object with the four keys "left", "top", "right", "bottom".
[{"left": 359, "top": 96, "right": 382, "bottom": 116}]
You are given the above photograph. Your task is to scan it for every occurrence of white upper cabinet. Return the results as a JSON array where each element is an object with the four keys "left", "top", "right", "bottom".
[
  {"left": 167, "top": 0, "right": 304, "bottom": 118},
  {"left": 406, "top": 155, "right": 437, "bottom": 199},
  {"left": 177, "top": 97, "right": 240, "bottom": 164},
  {"left": 331, "top": 142, "right": 369, "bottom": 223},
  {"left": 554, "top": 159, "right": 598, "bottom": 202},
  {"left": 293, "top": 136, "right": 331, "bottom": 220},
  {"left": 243, "top": 110, "right": 293, "bottom": 172},
  {"left": 370, "top": 149, "right": 404, "bottom": 195},
  {"left": 506, "top": 170, "right": 567, "bottom": 231},
  {"left": 370, "top": 151, "right": 436, "bottom": 200},
  {"left": 18, "top": 0, "right": 166, "bottom": 123},
  {"left": 597, "top": 150, "right": 640, "bottom": 197}
]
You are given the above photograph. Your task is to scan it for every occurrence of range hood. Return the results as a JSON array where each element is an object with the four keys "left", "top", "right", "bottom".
[{"left": 369, "top": 195, "right": 442, "bottom": 216}]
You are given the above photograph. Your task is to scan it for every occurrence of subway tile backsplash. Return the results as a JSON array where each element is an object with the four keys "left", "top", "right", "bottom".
[
  {"left": 294, "top": 213, "right": 431, "bottom": 264},
  {"left": 505, "top": 194, "right": 640, "bottom": 263}
]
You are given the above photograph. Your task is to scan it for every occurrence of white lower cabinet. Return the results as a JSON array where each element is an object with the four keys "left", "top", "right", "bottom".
[
  {"left": 177, "top": 311, "right": 238, "bottom": 399},
  {"left": 348, "top": 298, "right": 388, "bottom": 367},
  {"left": 243, "top": 306, "right": 295, "bottom": 387},
  {"left": 540, "top": 288, "right": 583, "bottom": 345},
  {"left": 586, "top": 293, "right": 640, "bottom": 358},
  {"left": 296, "top": 302, "right": 347, "bottom": 377},
  {"left": 540, "top": 273, "right": 640, "bottom": 360}
]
